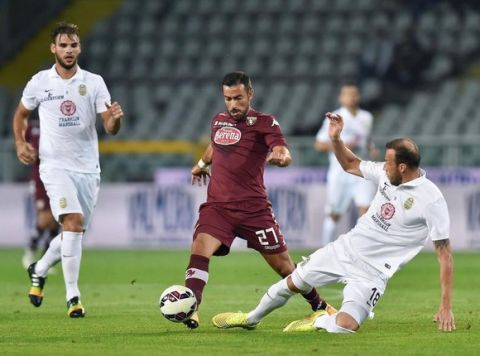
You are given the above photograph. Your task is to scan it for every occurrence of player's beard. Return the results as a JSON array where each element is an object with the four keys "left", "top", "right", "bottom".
[
  {"left": 55, "top": 54, "right": 77, "bottom": 70},
  {"left": 389, "top": 171, "right": 402, "bottom": 186},
  {"left": 229, "top": 108, "right": 248, "bottom": 120}
]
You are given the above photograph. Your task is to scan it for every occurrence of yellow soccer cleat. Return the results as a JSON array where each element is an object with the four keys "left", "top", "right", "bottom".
[
  {"left": 212, "top": 312, "right": 258, "bottom": 330},
  {"left": 283, "top": 310, "right": 327, "bottom": 332},
  {"left": 325, "top": 303, "right": 338, "bottom": 316},
  {"left": 184, "top": 311, "right": 200, "bottom": 329},
  {"left": 306, "top": 309, "right": 329, "bottom": 321},
  {"left": 27, "top": 263, "right": 46, "bottom": 307},
  {"left": 67, "top": 297, "right": 86, "bottom": 318}
]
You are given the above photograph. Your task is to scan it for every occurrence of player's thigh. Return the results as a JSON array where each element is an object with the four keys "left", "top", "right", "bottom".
[
  {"left": 293, "top": 241, "right": 345, "bottom": 288},
  {"left": 71, "top": 172, "right": 100, "bottom": 229},
  {"left": 353, "top": 179, "right": 376, "bottom": 208},
  {"left": 39, "top": 167, "right": 83, "bottom": 224},
  {"left": 193, "top": 204, "right": 236, "bottom": 256},
  {"left": 340, "top": 279, "right": 386, "bottom": 325},
  {"left": 236, "top": 210, "right": 287, "bottom": 255}
]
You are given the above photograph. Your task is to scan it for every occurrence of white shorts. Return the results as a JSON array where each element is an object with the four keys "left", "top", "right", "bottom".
[
  {"left": 293, "top": 235, "right": 388, "bottom": 325},
  {"left": 39, "top": 167, "right": 100, "bottom": 229},
  {"left": 325, "top": 170, "right": 376, "bottom": 214}
]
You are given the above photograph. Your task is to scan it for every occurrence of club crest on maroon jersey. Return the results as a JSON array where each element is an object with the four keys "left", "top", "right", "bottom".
[{"left": 246, "top": 116, "right": 257, "bottom": 126}]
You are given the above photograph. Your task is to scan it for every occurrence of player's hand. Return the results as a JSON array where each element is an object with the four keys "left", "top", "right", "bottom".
[
  {"left": 15, "top": 141, "right": 37, "bottom": 165},
  {"left": 266, "top": 150, "right": 290, "bottom": 167},
  {"left": 106, "top": 101, "right": 124, "bottom": 121},
  {"left": 326, "top": 112, "right": 344, "bottom": 141},
  {"left": 433, "top": 308, "right": 456, "bottom": 332},
  {"left": 191, "top": 164, "right": 210, "bottom": 186}
]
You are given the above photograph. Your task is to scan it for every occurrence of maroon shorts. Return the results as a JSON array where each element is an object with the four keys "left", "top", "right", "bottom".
[
  {"left": 193, "top": 200, "right": 288, "bottom": 256},
  {"left": 31, "top": 174, "right": 50, "bottom": 211}
]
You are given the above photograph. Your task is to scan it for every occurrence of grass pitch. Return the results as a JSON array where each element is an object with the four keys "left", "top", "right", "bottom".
[{"left": 0, "top": 249, "right": 478, "bottom": 355}]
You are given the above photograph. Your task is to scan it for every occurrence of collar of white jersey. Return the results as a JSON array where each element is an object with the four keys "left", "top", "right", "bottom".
[
  {"left": 397, "top": 168, "right": 427, "bottom": 188},
  {"left": 339, "top": 106, "right": 359, "bottom": 118},
  {"left": 48, "top": 64, "right": 84, "bottom": 81}
]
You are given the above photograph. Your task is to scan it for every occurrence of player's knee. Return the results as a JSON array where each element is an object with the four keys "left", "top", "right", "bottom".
[
  {"left": 61, "top": 213, "right": 83, "bottom": 232},
  {"left": 336, "top": 312, "right": 360, "bottom": 331},
  {"left": 330, "top": 213, "right": 341, "bottom": 221},
  {"left": 36, "top": 212, "right": 49, "bottom": 231},
  {"left": 191, "top": 233, "right": 220, "bottom": 257},
  {"left": 276, "top": 261, "right": 295, "bottom": 277}
]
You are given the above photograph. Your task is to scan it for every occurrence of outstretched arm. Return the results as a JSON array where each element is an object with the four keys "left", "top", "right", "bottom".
[
  {"left": 266, "top": 145, "right": 292, "bottom": 167},
  {"left": 12, "top": 102, "right": 36, "bottom": 165},
  {"left": 191, "top": 143, "right": 213, "bottom": 186},
  {"left": 327, "top": 112, "right": 363, "bottom": 177},
  {"left": 433, "top": 239, "right": 455, "bottom": 332}
]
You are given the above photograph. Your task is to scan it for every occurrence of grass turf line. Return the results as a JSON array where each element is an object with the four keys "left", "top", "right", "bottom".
[{"left": 0, "top": 249, "right": 478, "bottom": 355}]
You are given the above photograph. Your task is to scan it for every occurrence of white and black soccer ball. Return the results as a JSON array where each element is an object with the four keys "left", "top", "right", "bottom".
[{"left": 159, "top": 285, "right": 197, "bottom": 322}]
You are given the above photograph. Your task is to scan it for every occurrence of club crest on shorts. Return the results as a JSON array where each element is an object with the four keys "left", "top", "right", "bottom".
[
  {"left": 59, "top": 197, "right": 67, "bottom": 209},
  {"left": 380, "top": 202, "right": 395, "bottom": 220},
  {"left": 78, "top": 84, "right": 87, "bottom": 96},
  {"left": 404, "top": 197, "right": 414, "bottom": 210},
  {"left": 246, "top": 116, "right": 257, "bottom": 126}
]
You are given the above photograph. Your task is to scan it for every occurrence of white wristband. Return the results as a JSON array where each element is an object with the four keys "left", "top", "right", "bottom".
[{"left": 197, "top": 159, "right": 209, "bottom": 169}]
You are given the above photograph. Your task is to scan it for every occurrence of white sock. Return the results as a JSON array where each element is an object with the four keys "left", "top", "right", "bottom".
[
  {"left": 247, "top": 278, "right": 295, "bottom": 324},
  {"left": 61, "top": 231, "right": 83, "bottom": 301},
  {"left": 35, "top": 233, "right": 62, "bottom": 276},
  {"left": 314, "top": 314, "right": 355, "bottom": 333},
  {"left": 322, "top": 215, "right": 338, "bottom": 246}
]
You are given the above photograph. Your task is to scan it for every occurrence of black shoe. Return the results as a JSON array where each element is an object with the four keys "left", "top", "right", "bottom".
[
  {"left": 67, "top": 296, "right": 86, "bottom": 318},
  {"left": 27, "top": 263, "right": 46, "bottom": 307},
  {"left": 183, "top": 312, "right": 199, "bottom": 329}
]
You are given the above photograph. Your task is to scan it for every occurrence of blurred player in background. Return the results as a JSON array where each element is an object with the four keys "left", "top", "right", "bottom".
[
  {"left": 13, "top": 22, "right": 123, "bottom": 317},
  {"left": 315, "top": 82, "right": 377, "bottom": 246},
  {"left": 22, "top": 116, "right": 60, "bottom": 269},
  {"left": 183, "top": 72, "right": 335, "bottom": 329},
  {"left": 213, "top": 112, "right": 455, "bottom": 333}
]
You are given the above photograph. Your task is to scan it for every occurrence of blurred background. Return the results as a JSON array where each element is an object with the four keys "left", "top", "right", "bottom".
[{"left": 1, "top": 0, "right": 479, "bottom": 250}]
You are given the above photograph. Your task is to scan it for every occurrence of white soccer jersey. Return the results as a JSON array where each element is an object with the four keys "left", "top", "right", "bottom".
[
  {"left": 348, "top": 161, "right": 450, "bottom": 277},
  {"left": 21, "top": 65, "right": 111, "bottom": 173},
  {"left": 316, "top": 107, "right": 374, "bottom": 174}
]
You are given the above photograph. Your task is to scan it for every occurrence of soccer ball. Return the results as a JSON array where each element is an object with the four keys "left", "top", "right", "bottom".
[{"left": 159, "top": 285, "right": 197, "bottom": 322}]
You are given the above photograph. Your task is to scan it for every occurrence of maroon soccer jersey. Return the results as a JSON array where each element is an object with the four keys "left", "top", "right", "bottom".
[
  {"left": 26, "top": 120, "right": 50, "bottom": 209},
  {"left": 25, "top": 119, "right": 40, "bottom": 156},
  {"left": 207, "top": 108, "right": 287, "bottom": 203}
]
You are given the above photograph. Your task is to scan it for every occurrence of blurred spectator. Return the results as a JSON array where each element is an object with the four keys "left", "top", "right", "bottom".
[
  {"left": 387, "top": 27, "right": 431, "bottom": 88},
  {"left": 359, "top": 28, "right": 395, "bottom": 84}
]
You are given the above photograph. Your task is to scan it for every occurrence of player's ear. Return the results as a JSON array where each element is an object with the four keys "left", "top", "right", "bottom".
[
  {"left": 50, "top": 43, "right": 56, "bottom": 54},
  {"left": 248, "top": 87, "right": 254, "bottom": 100}
]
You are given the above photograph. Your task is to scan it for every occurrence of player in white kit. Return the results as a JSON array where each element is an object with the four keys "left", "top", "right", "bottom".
[
  {"left": 315, "top": 83, "right": 377, "bottom": 246},
  {"left": 212, "top": 112, "right": 455, "bottom": 333},
  {"left": 13, "top": 22, "right": 124, "bottom": 317}
]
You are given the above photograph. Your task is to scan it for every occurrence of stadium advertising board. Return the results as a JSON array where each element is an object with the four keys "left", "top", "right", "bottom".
[{"left": 0, "top": 168, "right": 479, "bottom": 249}]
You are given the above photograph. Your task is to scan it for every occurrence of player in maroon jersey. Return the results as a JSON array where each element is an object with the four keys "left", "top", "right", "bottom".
[
  {"left": 22, "top": 117, "right": 59, "bottom": 269},
  {"left": 182, "top": 72, "right": 335, "bottom": 329}
]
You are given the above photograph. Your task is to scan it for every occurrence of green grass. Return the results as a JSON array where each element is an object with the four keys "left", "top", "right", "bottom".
[{"left": 0, "top": 249, "right": 478, "bottom": 355}]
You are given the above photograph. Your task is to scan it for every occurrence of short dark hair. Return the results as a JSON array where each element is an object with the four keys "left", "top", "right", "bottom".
[
  {"left": 51, "top": 22, "right": 80, "bottom": 43},
  {"left": 221, "top": 72, "right": 253, "bottom": 91},
  {"left": 385, "top": 138, "right": 421, "bottom": 168}
]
